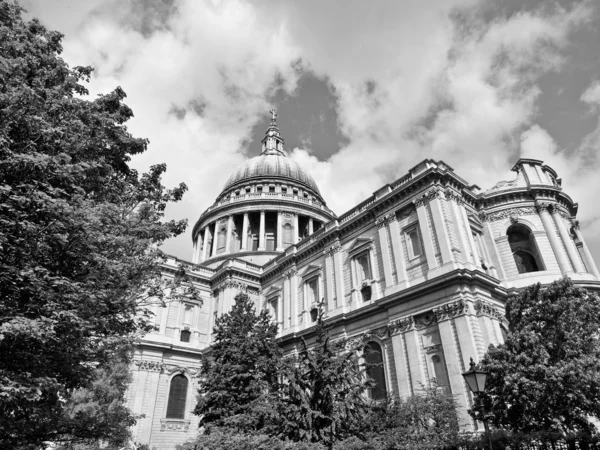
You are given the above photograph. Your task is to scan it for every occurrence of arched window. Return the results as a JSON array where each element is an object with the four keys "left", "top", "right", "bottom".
[
  {"left": 507, "top": 224, "right": 543, "bottom": 274},
  {"left": 166, "top": 374, "right": 188, "bottom": 419},
  {"left": 365, "top": 342, "right": 387, "bottom": 400}
]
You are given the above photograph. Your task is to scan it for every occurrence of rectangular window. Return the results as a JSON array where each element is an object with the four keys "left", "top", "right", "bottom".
[
  {"left": 268, "top": 297, "right": 279, "bottom": 323},
  {"left": 183, "top": 304, "right": 193, "bottom": 325},
  {"left": 355, "top": 252, "right": 372, "bottom": 284},
  {"left": 306, "top": 277, "right": 319, "bottom": 306},
  {"left": 406, "top": 226, "right": 423, "bottom": 259}
]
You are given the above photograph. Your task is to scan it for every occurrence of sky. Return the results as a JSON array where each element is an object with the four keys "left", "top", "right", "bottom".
[{"left": 20, "top": 0, "right": 600, "bottom": 264}]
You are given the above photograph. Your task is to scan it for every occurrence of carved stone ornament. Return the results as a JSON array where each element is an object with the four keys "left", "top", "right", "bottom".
[
  {"left": 220, "top": 280, "right": 248, "bottom": 292},
  {"left": 433, "top": 299, "right": 469, "bottom": 322},
  {"left": 365, "top": 325, "right": 390, "bottom": 340},
  {"left": 534, "top": 201, "right": 552, "bottom": 213},
  {"left": 479, "top": 207, "right": 538, "bottom": 222},
  {"left": 444, "top": 190, "right": 465, "bottom": 205},
  {"left": 134, "top": 360, "right": 199, "bottom": 376},
  {"left": 389, "top": 316, "right": 416, "bottom": 335},
  {"left": 413, "top": 196, "right": 425, "bottom": 208},
  {"left": 474, "top": 300, "right": 504, "bottom": 321},
  {"left": 397, "top": 205, "right": 415, "bottom": 220},
  {"left": 571, "top": 218, "right": 580, "bottom": 230},
  {"left": 424, "top": 343, "right": 442, "bottom": 354},
  {"left": 414, "top": 311, "right": 437, "bottom": 329},
  {"left": 425, "top": 186, "right": 445, "bottom": 201},
  {"left": 134, "top": 360, "right": 164, "bottom": 372},
  {"left": 323, "top": 242, "right": 342, "bottom": 256},
  {"left": 283, "top": 267, "right": 297, "bottom": 279},
  {"left": 160, "top": 419, "right": 191, "bottom": 432},
  {"left": 375, "top": 213, "right": 396, "bottom": 228}
]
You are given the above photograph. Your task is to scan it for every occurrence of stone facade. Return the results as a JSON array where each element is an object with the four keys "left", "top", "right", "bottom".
[{"left": 127, "top": 119, "right": 600, "bottom": 450}]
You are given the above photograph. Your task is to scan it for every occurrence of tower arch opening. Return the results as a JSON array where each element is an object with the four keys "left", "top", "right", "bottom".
[{"left": 507, "top": 223, "right": 544, "bottom": 274}]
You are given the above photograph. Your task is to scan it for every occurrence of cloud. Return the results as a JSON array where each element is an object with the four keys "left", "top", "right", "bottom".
[
  {"left": 581, "top": 80, "right": 600, "bottom": 106},
  {"left": 20, "top": 0, "right": 600, "bottom": 262}
]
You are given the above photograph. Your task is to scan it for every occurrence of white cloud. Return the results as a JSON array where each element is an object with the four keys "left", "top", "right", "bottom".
[
  {"left": 20, "top": 0, "right": 599, "bottom": 261},
  {"left": 581, "top": 80, "right": 600, "bottom": 106}
]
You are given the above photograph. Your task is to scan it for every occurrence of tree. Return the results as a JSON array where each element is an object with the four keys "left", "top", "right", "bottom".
[
  {"left": 194, "top": 292, "right": 282, "bottom": 430},
  {"left": 276, "top": 311, "right": 371, "bottom": 449},
  {"left": 478, "top": 278, "right": 600, "bottom": 434},
  {"left": 0, "top": 2, "right": 194, "bottom": 447},
  {"left": 355, "top": 382, "right": 460, "bottom": 450}
]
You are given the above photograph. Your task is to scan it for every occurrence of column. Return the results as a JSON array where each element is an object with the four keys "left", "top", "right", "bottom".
[
  {"left": 537, "top": 202, "right": 570, "bottom": 273},
  {"left": 376, "top": 218, "right": 394, "bottom": 290},
  {"left": 276, "top": 211, "right": 283, "bottom": 251},
  {"left": 429, "top": 194, "right": 454, "bottom": 265},
  {"left": 225, "top": 215, "right": 233, "bottom": 254},
  {"left": 388, "top": 217, "right": 408, "bottom": 287},
  {"left": 415, "top": 199, "right": 438, "bottom": 270},
  {"left": 241, "top": 212, "right": 249, "bottom": 251},
  {"left": 192, "top": 238, "right": 199, "bottom": 264},
  {"left": 552, "top": 209, "right": 585, "bottom": 273},
  {"left": 202, "top": 227, "right": 210, "bottom": 261},
  {"left": 308, "top": 218, "right": 314, "bottom": 235},
  {"left": 324, "top": 251, "right": 335, "bottom": 311},
  {"left": 258, "top": 210, "right": 266, "bottom": 250},
  {"left": 572, "top": 223, "right": 600, "bottom": 278},
  {"left": 211, "top": 222, "right": 218, "bottom": 257},
  {"left": 293, "top": 213, "right": 299, "bottom": 244}
]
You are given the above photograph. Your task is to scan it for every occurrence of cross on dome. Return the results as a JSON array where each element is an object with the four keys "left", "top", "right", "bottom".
[{"left": 262, "top": 108, "right": 284, "bottom": 155}]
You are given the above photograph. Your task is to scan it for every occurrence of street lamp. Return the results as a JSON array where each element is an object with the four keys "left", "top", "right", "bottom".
[{"left": 462, "top": 357, "right": 493, "bottom": 450}]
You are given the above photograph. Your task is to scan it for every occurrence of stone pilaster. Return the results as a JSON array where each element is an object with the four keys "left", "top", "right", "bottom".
[
  {"left": 376, "top": 215, "right": 394, "bottom": 290},
  {"left": 414, "top": 197, "right": 438, "bottom": 271}
]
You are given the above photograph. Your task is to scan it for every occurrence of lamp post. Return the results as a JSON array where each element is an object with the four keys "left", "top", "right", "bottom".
[{"left": 462, "top": 357, "right": 493, "bottom": 450}]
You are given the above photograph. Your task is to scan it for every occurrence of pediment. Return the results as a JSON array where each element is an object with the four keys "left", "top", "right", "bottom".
[
  {"left": 263, "top": 285, "right": 282, "bottom": 298},
  {"left": 347, "top": 237, "right": 373, "bottom": 256},
  {"left": 299, "top": 264, "right": 322, "bottom": 279}
]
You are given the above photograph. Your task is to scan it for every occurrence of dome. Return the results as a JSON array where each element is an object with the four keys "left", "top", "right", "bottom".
[{"left": 223, "top": 153, "right": 321, "bottom": 195}]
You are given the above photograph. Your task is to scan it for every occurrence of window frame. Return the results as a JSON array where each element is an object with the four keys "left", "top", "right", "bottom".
[
  {"left": 165, "top": 373, "right": 189, "bottom": 420},
  {"left": 405, "top": 225, "right": 424, "bottom": 260}
]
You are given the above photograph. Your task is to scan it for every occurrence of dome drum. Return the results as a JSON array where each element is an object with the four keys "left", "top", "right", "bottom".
[{"left": 191, "top": 112, "right": 336, "bottom": 266}]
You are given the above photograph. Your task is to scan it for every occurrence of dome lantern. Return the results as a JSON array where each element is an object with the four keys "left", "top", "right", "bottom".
[{"left": 261, "top": 109, "right": 285, "bottom": 155}]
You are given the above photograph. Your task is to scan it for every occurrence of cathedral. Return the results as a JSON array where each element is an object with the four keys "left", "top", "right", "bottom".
[{"left": 125, "top": 112, "right": 600, "bottom": 450}]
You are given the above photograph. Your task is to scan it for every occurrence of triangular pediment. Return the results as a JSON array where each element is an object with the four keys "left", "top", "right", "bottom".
[
  {"left": 263, "top": 285, "right": 282, "bottom": 298},
  {"left": 299, "top": 264, "right": 322, "bottom": 279},
  {"left": 347, "top": 237, "right": 373, "bottom": 256}
]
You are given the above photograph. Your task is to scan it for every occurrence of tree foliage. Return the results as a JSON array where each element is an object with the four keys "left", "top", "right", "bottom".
[
  {"left": 276, "top": 312, "right": 371, "bottom": 448},
  {"left": 194, "top": 292, "right": 282, "bottom": 430},
  {"left": 0, "top": 2, "right": 194, "bottom": 447},
  {"left": 355, "top": 383, "right": 460, "bottom": 450},
  {"left": 478, "top": 278, "right": 600, "bottom": 434}
]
